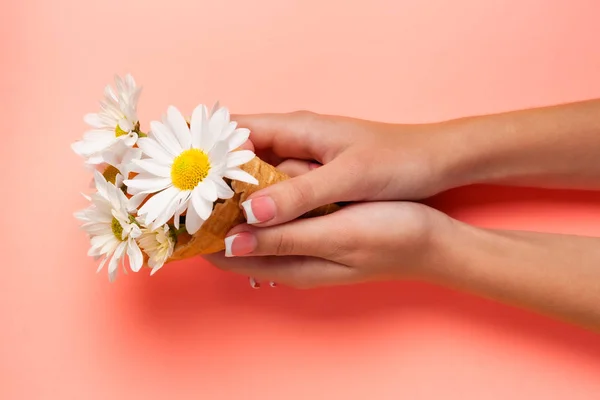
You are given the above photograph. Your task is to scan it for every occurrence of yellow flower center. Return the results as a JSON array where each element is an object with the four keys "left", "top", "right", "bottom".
[
  {"left": 111, "top": 217, "right": 124, "bottom": 241},
  {"left": 115, "top": 124, "right": 129, "bottom": 137},
  {"left": 102, "top": 165, "right": 120, "bottom": 184},
  {"left": 171, "top": 149, "right": 211, "bottom": 190}
]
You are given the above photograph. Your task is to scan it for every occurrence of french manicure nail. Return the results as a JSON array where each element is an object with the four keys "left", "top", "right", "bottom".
[
  {"left": 241, "top": 196, "right": 276, "bottom": 224},
  {"left": 224, "top": 232, "right": 257, "bottom": 257},
  {"left": 224, "top": 234, "right": 238, "bottom": 257}
]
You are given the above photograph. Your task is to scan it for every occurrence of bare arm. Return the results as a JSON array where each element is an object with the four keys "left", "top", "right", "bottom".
[
  {"left": 443, "top": 99, "right": 600, "bottom": 191},
  {"left": 427, "top": 220, "right": 600, "bottom": 331}
]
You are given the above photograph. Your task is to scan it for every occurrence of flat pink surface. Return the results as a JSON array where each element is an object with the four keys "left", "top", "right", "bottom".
[{"left": 3, "top": 1, "right": 600, "bottom": 398}]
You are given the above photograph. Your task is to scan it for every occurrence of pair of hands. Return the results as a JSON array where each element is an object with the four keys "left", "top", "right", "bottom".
[{"left": 205, "top": 111, "right": 465, "bottom": 288}]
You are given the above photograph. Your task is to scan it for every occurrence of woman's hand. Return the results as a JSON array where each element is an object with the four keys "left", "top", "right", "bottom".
[
  {"left": 236, "top": 100, "right": 600, "bottom": 228},
  {"left": 204, "top": 201, "right": 454, "bottom": 289},
  {"left": 206, "top": 200, "right": 600, "bottom": 331},
  {"left": 233, "top": 111, "right": 464, "bottom": 227}
]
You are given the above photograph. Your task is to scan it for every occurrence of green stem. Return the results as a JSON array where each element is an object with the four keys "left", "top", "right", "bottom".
[
  {"left": 135, "top": 129, "right": 147, "bottom": 138},
  {"left": 133, "top": 121, "right": 147, "bottom": 137}
]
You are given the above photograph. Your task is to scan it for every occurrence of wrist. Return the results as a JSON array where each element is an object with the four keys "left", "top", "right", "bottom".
[
  {"left": 415, "top": 211, "right": 484, "bottom": 284},
  {"left": 392, "top": 206, "right": 471, "bottom": 282},
  {"left": 427, "top": 117, "right": 497, "bottom": 191}
]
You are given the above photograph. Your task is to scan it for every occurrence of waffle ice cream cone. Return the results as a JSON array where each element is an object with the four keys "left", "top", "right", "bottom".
[{"left": 168, "top": 156, "right": 340, "bottom": 261}]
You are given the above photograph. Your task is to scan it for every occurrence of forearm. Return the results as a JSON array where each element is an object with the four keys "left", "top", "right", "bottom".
[
  {"left": 439, "top": 99, "right": 600, "bottom": 191},
  {"left": 427, "top": 220, "right": 600, "bottom": 331}
]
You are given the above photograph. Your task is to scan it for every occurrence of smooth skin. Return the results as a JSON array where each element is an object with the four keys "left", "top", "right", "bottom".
[{"left": 204, "top": 100, "right": 600, "bottom": 332}]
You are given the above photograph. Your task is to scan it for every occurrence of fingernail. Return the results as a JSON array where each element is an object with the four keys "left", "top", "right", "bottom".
[
  {"left": 249, "top": 277, "right": 260, "bottom": 289},
  {"left": 269, "top": 281, "right": 277, "bottom": 288},
  {"left": 224, "top": 232, "right": 257, "bottom": 257},
  {"left": 241, "top": 197, "right": 276, "bottom": 224}
]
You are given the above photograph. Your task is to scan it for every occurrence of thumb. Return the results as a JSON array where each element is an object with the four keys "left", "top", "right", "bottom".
[{"left": 241, "top": 157, "right": 359, "bottom": 226}]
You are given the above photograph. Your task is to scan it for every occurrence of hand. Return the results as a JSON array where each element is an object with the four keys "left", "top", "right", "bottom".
[
  {"left": 204, "top": 201, "right": 455, "bottom": 289},
  {"left": 233, "top": 111, "right": 462, "bottom": 227}
]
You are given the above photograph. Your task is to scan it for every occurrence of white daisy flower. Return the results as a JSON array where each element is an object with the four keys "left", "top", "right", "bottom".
[
  {"left": 138, "top": 224, "right": 175, "bottom": 275},
  {"left": 75, "top": 170, "right": 144, "bottom": 281},
  {"left": 72, "top": 74, "right": 142, "bottom": 164},
  {"left": 124, "top": 104, "right": 258, "bottom": 234},
  {"left": 90, "top": 144, "right": 143, "bottom": 188}
]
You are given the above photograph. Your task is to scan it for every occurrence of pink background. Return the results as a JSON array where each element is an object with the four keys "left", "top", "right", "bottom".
[{"left": 3, "top": 0, "right": 600, "bottom": 398}]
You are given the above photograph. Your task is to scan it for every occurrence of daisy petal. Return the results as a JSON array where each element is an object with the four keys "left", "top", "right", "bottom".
[
  {"left": 197, "top": 179, "right": 218, "bottom": 202},
  {"left": 84, "top": 113, "right": 107, "bottom": 128},
  {"left": 185, "top": 201, "right": 204, "bottom": 234},
  {"left": 226, "top": 150, "right": 255, "bottom": 168},
  {"left": 101, "top": 151, "right": 120, "bottom": 167},
  {"left": 96, "top": 256, "right": 109, "bottom": 273},
  {"left": 137, "top": 137, "right": 173, "bottom": 164},
  {"left": 138, "top": 186, "right": 180, "bottom": 226},
  {"left": 133, "top": 159, "right": 171, "bottom": 177},
  {"left": 108, "top": 242, "right": 127, "bottom": 275},
  {"left": 151, "top": 190, "right": 188, "bottom": 229},
  {"left": 121, "top": 132, "right": 138, "bottom": 147},
  {"left": 208, "top": 141, "right": 229, "bottom": 168},
  {"left": 83, "top": 129, "right": 116, "bottom": 142},
  {"left": 198, "top": 106, "right": 214, "bottom": 150},
  {"left": 123, "top": 147, "right": 143, "bottom": 165},
  {"left": 124, "top": 74, "right": 136, "bottom": 90},
  {"left": 127, "top": 193, "right": 147, "bottom": 211},
  {"left": 108, "top": 268, "right": 118, "bottom": 282},
  {"left": 97, "top": 240, "right": 119, "bottom": 259},
  {"left": 166, "top": 106, "right": 191, "bottom": 150},
  {"left": 191, "top": 187, "right": 214, "bottom": 220},
  {"left": 172, "top": 193, "right": 190, "bottom": 230},
  {"left": 209, "top": 107, "right": 230, "bottom": 139},
  {"left": 118, "top": 118, "right": 134, "bottom": 132},
  {"left": 74, "top": 209, "right": 89, "bottom": 222},
  {"left": 93, "top": 170, "right": 109, "bottom": 199},
  {"left": 72, "top": 135, "right": 116, "bottom": 157},
  {"left": 83, "top": 224, "right": 112, "bottom": 236},
  {"left": 190, "top": 104, "right": 209, "bottom": 149},
  {"left": 226, "top": 128, "right": 250, "bottom": 151},
  {"left": 150, "top": 121, "right": 182, "bottom": 157},
  {"left": 114, "top": 75, "right": 125, "bottom": 94},
  {"left": 124, "top": 177, "right": 171, "bottom": 195},
  {"left": 224, "top": 168, "right": 259, "bottom": 185},
  {"left": 212, "top": 177, "right": 235, "bottom": 199},
  {"left": 106, "top": 184, "right": 122, "bottom": 211},
  {"left": 150, "top": 266, "right": 162, "bottom": 276},
  {"left": 88, "top": 234, "right": 115, "bottom": 256},
  {"left": 221, "top": 121, "right": 238, "bottom": 140},
  {"left": 210, "top": 101, "right": 220, "bottom": 116},
  {"left": 104, "top": 85, "right": 118, "bottom": 102},
  {"left": 129, "top": 88, "right": 142, "bottom": 113},
  {"left": 127, "top": 240, "right": 144, "bottom": 272}
]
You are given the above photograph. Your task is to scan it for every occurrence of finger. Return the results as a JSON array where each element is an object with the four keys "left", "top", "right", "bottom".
[
  {"left": 238, "top": 138, "right": 255, "bottom": 152},
  {"left": 204, "top": 253, "right": 359, "bottom": 289},
  {"left": 248, "top": 276, "right": 260, "bottom": 289},
  {"left": 276, "top": 159, "right": 321, "bottom": 178},
  {"left": 240, "top": 155, "right": 360, "bottom": 226},
  {"left": 231, "top": 112, "right": 345, "bottom": 162},
  {"left": 254, "top": 149, "right": 285, "bottom": 167},
  {"left": 245, "top": 276, "right": 276, "bottom": 289},
  {"left": 223, "top": 210, "right": 352, "bottom": 260}
]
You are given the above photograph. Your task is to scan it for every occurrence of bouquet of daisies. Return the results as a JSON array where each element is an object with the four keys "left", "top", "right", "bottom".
[{"left": 72, "top": 75, "right": 337, "bottom": 280}]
